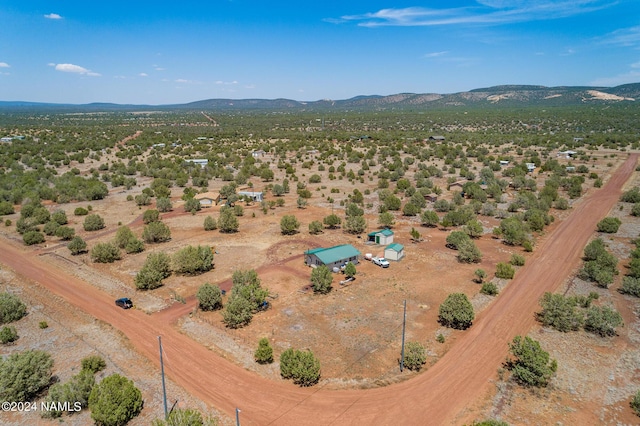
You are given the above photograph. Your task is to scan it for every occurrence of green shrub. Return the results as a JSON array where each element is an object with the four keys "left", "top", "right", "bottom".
[
  {"left": 510, "top": 253, "right": 526, "bottom": 266},
  {"left": 23, "top": 230, "right": 45, "bottom": 245},
  {"left": 308, "top": 220, "right": 323, "bottom": 235},
  {"left": 0, "top": 326, "right": 18, "bottom": 344},
  {"left": 135, "top": 252, "right": 171, "bottom": 290},
  {"left": 279, "top": 348, "right": 321, "bottom": 386},
  {"left": 83, "top": 214, "right": 105, "bottom": 231},
  {"left": 74, "top": 207, "right": 88, "bottom": 216},
  {"left": 81, "top": 355, "right": 107, "bottom": 373},
  {"left": 38, "top": 321, "right": 48, "bottom": 329},
  {"left": 254, "top": 337, "right": 274, "bottom": 364},
  {"left": 203, "top": 216, "right": 217, "bottom": 231},
  {"left": 596, "top": 217, "right": 621, "bottom": 233},
  {"left": 55, "top": 225, "right": 75, "bottom": 240},
  {"left": 537, "top": 292, "right": 583, "bottom": 332},
  {"left": 88, "top": 374, "right": 143, "bottom": 426},
  {"left": 51, "top": 210, "right": 68, "bottom": 225},
  {"left": 0, "top": 350, "right": 53, "bottom": 401},
  {"left": 621, "top": 187, "right": 640, "bottom": 203},
  {"left": 403, "top": 341, "right": 427, "bottom": 371},
  {"left": 172, "top": 245, "right": 214, "bottom": 275},
  {"left": 68, "top": 236, "right": 88, "bottom": 255},
  {"left": 621, "top": 276, "right": 640, "bottom": 297},
  {"left": 0, "top": 292, "right": 27, "bottom": 324},
  {"left": 480, "top": 282, "right": 498, "bottom": 296},
  {"left": 584, "top": 305, "right": 623, "bottom": 337},
  {"left": 196, "top": 283, "right": 223, "bottom": 311},
  {"left": 90, "top": 242, "right": 121, "bottom": 263},
  {"left": 631, "top": 389, "right": 640, "bottom": 417},
  {"left": 142, "top": 221, "right": 171, "bottom": 243},
  {"left": 41, "top": 369, "right": 95, "bottom": 419},
  {"left": 438, "top": 293, "right": 475, "bottom": 330},
  {"left": 311, "top": 265, "right": 333, "bottom": 294},
  {"left": 142, "top": 209, "right": 160, "bottom": 224},
  {"left": 495, "top": 262, "right": 515, "bottom": 279},
  {"left": 507, "top": 335, "right": 556, "bottom": 387}
]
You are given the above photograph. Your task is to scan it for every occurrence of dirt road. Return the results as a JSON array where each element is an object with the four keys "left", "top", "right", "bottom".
[{"left": 0, "top": 154, "right": 636, "bottom": 425}]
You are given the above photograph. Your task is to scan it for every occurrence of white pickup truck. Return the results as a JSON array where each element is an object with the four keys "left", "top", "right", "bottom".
[{"left": 372, "top": 257, "right": 390, "bottom": 268}]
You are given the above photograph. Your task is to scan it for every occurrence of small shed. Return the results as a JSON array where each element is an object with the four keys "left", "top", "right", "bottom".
[
  {"left": 194, "top": 192, "right": 221, "bottom": 207},
  {"left": 185, "top": 158, "right": 209, "bottom": 168},
  {"left": 525, "top": 163, "right": 536, "bottom": 172},
  {"left": 368, "top": 228, "right": 394, "bottom": 245},
  {"left": 384, "top": 243, "right": 405, "bottom": 261},
  {"left": 429, "top": 135, "right": 446, "bottom": 141},
  {"left": 304, "top": 244, "right": 361, "bottom": 270},
  {"left": 237, "top": 191, "right": 263, "bottom": 203}
]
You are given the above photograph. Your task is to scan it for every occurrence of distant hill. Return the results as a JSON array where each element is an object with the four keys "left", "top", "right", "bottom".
[{"left": 1, "top": 83, "right": 638, "bottom": 113}]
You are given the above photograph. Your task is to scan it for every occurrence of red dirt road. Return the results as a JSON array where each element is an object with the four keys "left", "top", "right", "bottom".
[{"left": 0, "top": 154, "right": 637, "bottom": 425}]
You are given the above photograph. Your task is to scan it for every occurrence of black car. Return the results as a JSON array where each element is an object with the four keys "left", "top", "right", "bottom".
[{"left": 115, "top": 298, "right": 133, "bottom": 309}]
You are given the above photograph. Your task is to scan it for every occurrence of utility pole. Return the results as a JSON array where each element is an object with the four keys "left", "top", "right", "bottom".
[
  {"left": 400, "top": 300, "right": 407, "bottom": 372},
  {"left": 236, "top": 407, "right": 241, "bottom": 426},
  {"left": 159, "top": 336, "right": 168, "bottom": 420}
]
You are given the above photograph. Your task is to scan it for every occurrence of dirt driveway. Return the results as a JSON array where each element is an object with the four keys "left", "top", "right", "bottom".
[{"left": 0, "top": 153, "right": 636, "bottom": 425}]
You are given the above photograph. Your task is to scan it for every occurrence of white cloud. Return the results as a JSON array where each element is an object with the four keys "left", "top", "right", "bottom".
[
  {"left": 591, "top": 71, "right": 640, "bottom": 87},
  {"left": 215, "top": 80, "right": 238, "bottom": 85},
  {"left": 0, "top": 62, "right": 9, "bottom": 68},
  {"left": 139, "top": 73, "right": 148, "bottom": 77},
  {"left": 44, "top": 13, "right": 63, "bottom": 20},
  {"left": 244, "top": 84, "right": 256, "bottom": 89},
  {"left": 424, "top": 51, "right": 449, "bottom": 58},
  {"left": 631, "top": 61, "right": 640, "bottom": 69},
  {"left": 175, "top": 79, "right": 189, "bottom": 83},
  {"left": 51, "top": 63, "right": 101, "bottom": 77},
  {"left": 599, "top": 26, "right": 640, "bottom": 47},
  {"left": 331, "top": 1, "right": 613, "bottom": 27}
]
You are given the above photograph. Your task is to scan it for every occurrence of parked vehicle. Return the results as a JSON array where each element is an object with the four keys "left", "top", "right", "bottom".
[
  {"left": 372, "top": 257, "right": 390, "bottom": 268},
  {"left": 115, "top": 297, "right": 133, "bottom": 309}
]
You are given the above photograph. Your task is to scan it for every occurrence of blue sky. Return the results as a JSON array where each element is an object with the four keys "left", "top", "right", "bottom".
[{"left": 1, "top": 1, "right": 639, "bottom": 104}]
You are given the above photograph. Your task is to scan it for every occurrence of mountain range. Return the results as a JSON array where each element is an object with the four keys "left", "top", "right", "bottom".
[{"left": 1, "top": 83, "right": 639, "bottom": 112}]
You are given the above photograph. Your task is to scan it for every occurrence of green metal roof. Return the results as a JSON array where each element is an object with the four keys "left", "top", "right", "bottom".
[
  {"left": 306, "top": 244, "right": 361, "bottom": 265},
  {"left": 368, "top": 228, "right": 394, "bottom": 237},
  {"left": 385, "top": 243, "right": 404, "bottom": 252}
]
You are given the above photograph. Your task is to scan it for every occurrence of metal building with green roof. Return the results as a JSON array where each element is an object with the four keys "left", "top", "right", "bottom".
[
  {"left": 384, "top": 243, "right": 405, "bottom": 261},
  {"left": 304, "top": 244, "right": 361, "bottom": 270},
  {"left": 367, "top": 228, "right": 394, "bottom": 245}
]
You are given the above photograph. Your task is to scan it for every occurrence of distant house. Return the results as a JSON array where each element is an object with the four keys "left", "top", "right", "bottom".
[
  {"left": 499, "top": 160, "right": 510, "bottom": 166},
  {"left": 194, "top": 192, "right": 221, "bottom": 207},
  {"left": 185, "top": 159, "right": 209, "bottom": 168},
  {"left": 429, "top": 135, "right": 446, "bottom": 141},
  {"left": 384, "top": 243, "right": 405, "bottom": 261},
  {"left": 566, "top": 166, "right": 576, "bottom": 172},
  {"left": 152, "top": 143, "right": 166, "bottom": 148},
  {"left": 237, "top": 191, "right": 263, "bottom": 203},
  {"left": 252, "top": 150, "right": 266, "bottom": 158},
  {"left": 304, "top": 244, "right": 361, "bottom": 270},
  {"left": 425, "top": 194, "right": 438, "bottom": 203},
  {"left": 368, "top": 228, "right": 394, "bottom": 245},
  {"left": 0, "top": 137, "right": 12, "bottom": 143},
  {"left": 525, "top": 163, "right": 536, "bottom": 172},
  {"left": 558, "top": 150, "right": 577, "bottom": 158},
  {"left": 449, "top": 180, "right": 466, "bottom": 190}
]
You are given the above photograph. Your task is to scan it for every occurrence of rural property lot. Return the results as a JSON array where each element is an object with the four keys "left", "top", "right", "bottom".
[{"left": 1, "top": 151, "right": 637, "bottom": 424}]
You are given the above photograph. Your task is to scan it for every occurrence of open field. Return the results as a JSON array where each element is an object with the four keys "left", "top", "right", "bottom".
[{"left": 1, "top": 106, "right": 640, "bottom": 424}]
